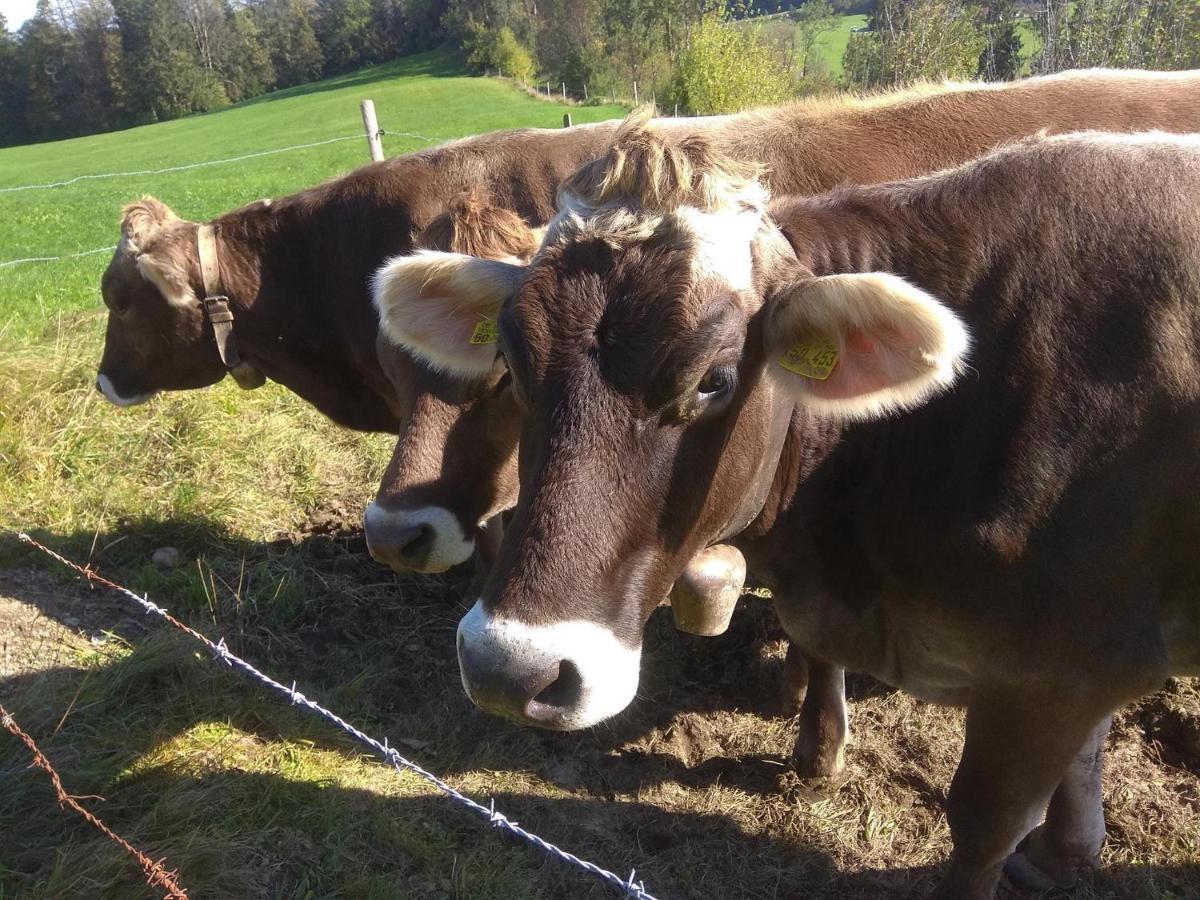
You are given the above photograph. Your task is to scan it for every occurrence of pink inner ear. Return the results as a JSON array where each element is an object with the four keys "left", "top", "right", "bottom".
[
  {"left": 802, "top": 322, "right": 922, "bottom": 403},
  {"left": 846, "top": 327, "right": 876, "bottom": 356}
]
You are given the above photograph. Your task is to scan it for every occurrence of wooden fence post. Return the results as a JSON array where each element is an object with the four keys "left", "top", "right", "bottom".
[
  {"left": 583, "top": 83, "right": 588, "bottom": 100},
  {"left": 360, "top": 99, "right": 384, "bottom": 163},
  {"left": 633, "top": 81, "right": 638, "bottom": 104},
  {"left": 563, "top": 113, "right": 572, "bottom": 128},
  {"left": 561, "top": 82, "right": 567, "bottom": 100}
]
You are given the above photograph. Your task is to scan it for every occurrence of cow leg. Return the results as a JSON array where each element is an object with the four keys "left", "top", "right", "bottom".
[
  {"left": 1005, "top": 715, "right": 1111, "bottom": 890},
  {"left": 934, "top": 693, "right": 1113, "bottom": 900},
  {"left": 791, "top": 657, "right": 848, "bottom": 778},
  {"left": 780, "top": 641, "right": 809, "bottom": 715}
]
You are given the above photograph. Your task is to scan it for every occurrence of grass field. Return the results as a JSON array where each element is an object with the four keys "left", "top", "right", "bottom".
[
  {"left": 2, "top": 46, "right": 1198, "bottom": 900},
  {"left": 0, "top": 50, "right": 623, "bottom": 344}
]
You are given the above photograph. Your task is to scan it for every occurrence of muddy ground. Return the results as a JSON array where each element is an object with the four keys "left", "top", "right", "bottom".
[{"left": 1, "top": 509, "right": 1197, "bottom": 899}]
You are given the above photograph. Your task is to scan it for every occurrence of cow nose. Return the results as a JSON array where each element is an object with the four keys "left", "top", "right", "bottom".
[
  {"left": 363, "top": 501, "right": 474, "bottom": 574},
  {"left": 365, "top": 517, "right": 430, "bottom": 571},
  {"left": 457, "top": 629, "right": 585, "bottom": 726}
]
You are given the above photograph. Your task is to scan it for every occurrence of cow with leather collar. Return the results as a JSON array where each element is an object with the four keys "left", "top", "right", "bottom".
[{"left": 377, "top": 122, "right": 1200, "bottom": 898}]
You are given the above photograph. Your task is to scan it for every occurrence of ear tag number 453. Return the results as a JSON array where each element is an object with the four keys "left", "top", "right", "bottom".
[
  {"left": 470, "top": 318, "right": 499, "bottom": 346},
  {"left": 780, "top": 337, "right": 839, "bottom": 380}
]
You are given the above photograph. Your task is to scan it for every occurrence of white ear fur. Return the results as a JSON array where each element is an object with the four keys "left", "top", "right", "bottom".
[
  {"left": 766, "top": 272, "right": 969, "bottom": 421},
  {"left": 136, "top": 251, "right": 195, "bottom": 307},
  {"left": 372, "top": 250, "right": 526, "bottom": 377}
]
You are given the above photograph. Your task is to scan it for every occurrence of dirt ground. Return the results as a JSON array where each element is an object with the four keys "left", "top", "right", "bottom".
[{"left": 1, "top": 513, "right": 1197, "bottom": 900}]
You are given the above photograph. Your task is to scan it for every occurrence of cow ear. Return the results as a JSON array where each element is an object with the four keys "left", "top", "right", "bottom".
[
  {"left": 373, "top": 250, "right": 525, "bottom": 378},
  {"left": 764, "top": 272, "right": 969, "bottom": 421},
  {"left": 120, "top": 197, "right": 180, "bottom": 250}
]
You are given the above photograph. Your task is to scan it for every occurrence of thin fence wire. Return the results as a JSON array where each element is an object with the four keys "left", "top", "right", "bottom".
[
  {"left": 14, "top": 532, "right": 657, "bottom": 900},
  {"left": 0, "top": 129, "right": 441, "bottom": 196},
  {"left": 0, "top": 702, "right": 190, "bottom": 899},
  {"left": 0, "top": 246, "right": 116, "bottom": 269},
  {"left": 0, "top": 126, "right": 446, "bottom": 270}
]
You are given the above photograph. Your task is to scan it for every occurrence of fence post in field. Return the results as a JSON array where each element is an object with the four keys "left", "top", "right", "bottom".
[
  {"left": 583, "top": 83, "right": 588, "bottom": 100},
  {"left": 563, "top": 113, "right": 572, "bottom": 128},
  {"left": 360, "top": 99, "right": 384, "bottom": 163},
  {"left": 633, "top": 81, "right": 638, "bottom": 104},
  {"left": 561, "top": 82, "right": 567, "bottom": 100},
  {"left": 674, "top": 103, "right": 679, "bottom": 117}
]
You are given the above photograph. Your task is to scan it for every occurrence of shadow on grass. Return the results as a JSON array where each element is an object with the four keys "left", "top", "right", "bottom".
[
  {"left": 0, "top": 518, "right": 901, "bottom": 797},
  {"left": 3, "top": 527, "right": 1198, "bottom": 898}
]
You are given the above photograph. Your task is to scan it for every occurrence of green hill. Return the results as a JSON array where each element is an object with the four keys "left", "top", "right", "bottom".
[{"left": 0, "top": 49, "right": 624, "bottom": 343}]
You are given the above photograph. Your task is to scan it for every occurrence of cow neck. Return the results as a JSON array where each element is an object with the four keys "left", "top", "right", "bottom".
[
  {"left": 741, "top": 190, "right": 987, "bottom": 550},
  {"left": 196, "top": 223, "right": 266, "bottom": 391}
]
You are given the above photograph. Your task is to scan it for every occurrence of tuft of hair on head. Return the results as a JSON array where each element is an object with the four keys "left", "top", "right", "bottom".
[
  {"left": 559, "top": 106, "right": 765, "bottom": 216},
  {"left": 417, "top": 188, "right": 540, "bottom": 262},
  {"left": 119, "top": 196, "right": 181, "bottom": 250}
]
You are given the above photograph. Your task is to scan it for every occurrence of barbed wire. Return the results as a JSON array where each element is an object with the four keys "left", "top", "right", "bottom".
[
  {"left": 1, "top": 702, "right": 189, "bottom": 899},
  {"left": 14, "top": 532, "right": 657, "bottom": 900}
]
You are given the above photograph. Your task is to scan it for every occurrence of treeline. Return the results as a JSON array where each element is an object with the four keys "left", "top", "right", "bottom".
[
  {"left": 452, "top": 0, "right": 1200, "bottom": 114},
  {"left": 0, "top": 0, "right": 446, "bottom": 145},
  {"left": 1, "top": 0, "right": 1198, "bottom": 148}
]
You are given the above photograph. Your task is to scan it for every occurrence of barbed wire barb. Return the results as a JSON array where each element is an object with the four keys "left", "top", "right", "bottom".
[
  {"left": 14, "top": 531, "right": 659, "bottom": 900},
  {"left": 0, "top": 702, "right": 189, "bottom": 899}
]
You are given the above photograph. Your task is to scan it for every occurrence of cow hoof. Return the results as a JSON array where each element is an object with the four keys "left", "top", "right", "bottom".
[
  {"left": 791, "top": 731, "right": 845, "bottom": 778},
  {"left": 1004, "top": 826, "right": 1097, "bottom": 892}
]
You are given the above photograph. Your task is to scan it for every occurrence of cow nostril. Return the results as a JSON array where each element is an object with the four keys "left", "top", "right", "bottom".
[
  {"left": 398, "top": 523, "right": 432, "bottom": 558},
  {"left": 526, "top": 660, "right": 583, "bottom": 720}
]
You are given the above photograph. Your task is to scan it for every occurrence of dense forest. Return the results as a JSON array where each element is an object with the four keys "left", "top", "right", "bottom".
[{"left": 0, "top": 0, "right": 1197, "bottom": 147}]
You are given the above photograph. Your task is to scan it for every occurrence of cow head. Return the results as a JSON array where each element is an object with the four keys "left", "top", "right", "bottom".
[
  {"left": 367, "top": 190, "right": 538, "bottom": 573},
  {"left": 97, "top": 198, "right": 226, "bottom": 405},
  {"left": 379, "top": 115, "right": 970, "bottom": 728}
]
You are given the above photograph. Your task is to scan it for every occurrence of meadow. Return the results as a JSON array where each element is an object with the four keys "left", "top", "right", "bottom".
[{"left": 1, "top": 48, "right": 1197, "bottom": 900}]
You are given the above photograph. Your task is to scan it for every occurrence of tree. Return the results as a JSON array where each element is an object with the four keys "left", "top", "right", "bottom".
[
  {"left": 977, "top": 0, "right": 1022, "bottom": 80},
  {"left": 843, "top": 0, "right": 985, "bottom": 88},
  {"left": 315, "top": 0, "right": 383, "bottom": 73},
  {"left": 18, "top": 1, "right": 75, "bottom": 139},
  {"left": 0, "top": 14, "right": 27, "bottom": 145},
  {"left": 112, "top": 0, "right": 227, "bottom": 122},
  {"left": 250, "top": 0, "right": 323, "bottom": 87},
  {"left": 669, "top": 11, "right": 795, "bottom": 115},
  {"left": 466, "top": 24, "right": 535, "bottom": 82},
  {"left": 1033, "top": 0, "right": 1200, "bottom": 73}
]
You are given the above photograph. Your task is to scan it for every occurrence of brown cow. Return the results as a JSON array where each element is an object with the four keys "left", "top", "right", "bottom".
[
  {"left": 96, "top": 121, "right": 628, "bottom": 427},
  {"left": 377, "top": 122, "right": 1200, "bottom": 898},
  {"left": 372, "top": 68, "right": 1200, "bottom": 775}
]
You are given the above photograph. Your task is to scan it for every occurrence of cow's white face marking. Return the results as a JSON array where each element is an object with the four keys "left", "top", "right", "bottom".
[
  {"left": 97, "top": 373, "right": 156, "bottom": 407},
  {"left": 457, "top": 600, "right": 642, "bottom": 730},
  {"left": 363, "top": 501, "right": 474, "bottom": 573}
]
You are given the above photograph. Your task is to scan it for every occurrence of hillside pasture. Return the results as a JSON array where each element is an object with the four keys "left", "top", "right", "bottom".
[{"left": 1, "top": 51, "right": 1198, "bottom": 900}]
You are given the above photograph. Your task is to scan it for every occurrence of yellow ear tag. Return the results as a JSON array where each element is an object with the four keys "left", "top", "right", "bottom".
[
  {"left": 469, "top": 318, "right": 499, "bottom": 346},
  {"left": 779, "top": 337, "right": 839, "bottom": 380}
]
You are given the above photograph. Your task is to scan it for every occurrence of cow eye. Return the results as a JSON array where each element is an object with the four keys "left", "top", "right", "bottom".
[{"left": 697, "top": 364, "right": 736, "bottom": 399}]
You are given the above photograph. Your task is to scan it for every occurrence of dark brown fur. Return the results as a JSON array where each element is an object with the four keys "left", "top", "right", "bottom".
[{"left": 469, "top": 128, "right": 1200, "bottom": 897}]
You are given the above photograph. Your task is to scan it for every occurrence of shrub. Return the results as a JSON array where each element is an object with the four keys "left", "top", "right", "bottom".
[{"left": 669, "top": 13, "right": 795, "bottom": 115}]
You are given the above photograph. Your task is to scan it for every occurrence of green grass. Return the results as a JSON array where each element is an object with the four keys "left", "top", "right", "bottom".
[
  {"left": 0, "top": 48, "right": 624, "bottom": 345},
  {"left": 811, "top": 14, "right": 868, "bottom": 77}
]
